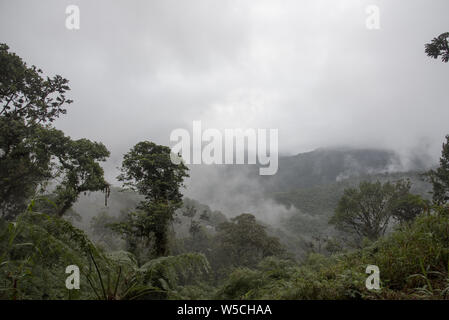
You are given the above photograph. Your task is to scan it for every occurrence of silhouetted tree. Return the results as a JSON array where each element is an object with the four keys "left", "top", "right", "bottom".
[
  {"left": 116, "top": 141, "right": 189, "bottom": 258},
  {"left": 0, "top": 44, "right": 109, "bottom": 219},
  {"left": 425, "top": 32, "right": 449, "bottom": 63}
]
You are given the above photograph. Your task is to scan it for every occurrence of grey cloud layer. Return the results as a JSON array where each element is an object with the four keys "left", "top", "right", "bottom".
[{"left": 1, "top": 0, "right": 448, "bottom": 183}]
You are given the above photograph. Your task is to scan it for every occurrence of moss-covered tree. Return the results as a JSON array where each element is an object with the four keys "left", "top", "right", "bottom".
[
  {"left": 0, "top": 44, "right": 109, "bottom": 219},
  {"left": 116, "top": 141, "right": 189, "bottom": 258}
]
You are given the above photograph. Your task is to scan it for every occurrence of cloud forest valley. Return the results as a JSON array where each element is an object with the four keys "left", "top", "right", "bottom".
[{"left": 1, "top": 1, "right": 449, "bottom": 302}]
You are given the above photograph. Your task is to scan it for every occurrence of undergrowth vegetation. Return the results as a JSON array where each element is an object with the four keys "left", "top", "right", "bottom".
[{"left": 217, "top": 206, "right": 449, "bottom": 299}]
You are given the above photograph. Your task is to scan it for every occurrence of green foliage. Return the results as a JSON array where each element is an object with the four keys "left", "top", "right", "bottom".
[
  {"left": 0, "top": 43, "right": 72, "bottom": 123},
  {"left": 51, "top": 137, "right": 110, "bottom": 216},
  {"left": 0, "top": 208, "right": 212, "bottom": 300},
  {"left": 273, "top": 183, "right": 344, "bottom": 217},
  {"left": 272, "top": 171, "right": 431, "bottom": 258},
  {"left": 426, "top": 135, "right": 449, "bottom": 205},
  {"left": 330, "top": 180, "right": 424, "bottom": 240},
  {"left": 172, "top": 210, "right": 287, "bottom": 284},
  {"left": 214, "top": 214, "right": 285, "bottom": 270},
  {"left": 0, "top": 44, "right": 109, "bottom": 219},
  {"left": 116, "top": 141, "right": 189, "bottom": 258},
  {"left": 139, "top": 253, "right": 210, "bottom": 299},
  {"left": 110, "top": 202, "right": 177, "bottom": 263},
  {"left": 216, "top": 257, "right": 298, "bottom": 299},
  {"left": 0, "top": 119, "right": 52, "bottom": 218},
  {"left": 177, "top": 197, "right": 227, "bottom": 229},
  {"left": 217, "top": 207, "right": 449, "bottom": 300},
  {"left": 118, "top": 141, "right": 189, "bottom": 204},
  {"left": 425, "top": 32, "right": 449, "bottom": 63},
  {"left": 85, "top": 250, "right": 210, "bottom": 300},
  {"left": 390, "top": 193, "right": 427, "bottom": 224},
  {"left": 0, "top": 43, "right": 71, "bottom": 218},
  {"left": 0, "top": 210, "right": 100, "bottom": 299},
  {"left": 2, "top": 37, "right": 449, "bottom": 301}
]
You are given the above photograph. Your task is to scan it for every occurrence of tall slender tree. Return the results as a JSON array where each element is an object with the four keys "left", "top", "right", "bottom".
[
  {"left": 116, "top": 141, "right": 189, "bottom": 258},
  {"left": 426, "top": 135, "right": 449, "bottom": 205}
]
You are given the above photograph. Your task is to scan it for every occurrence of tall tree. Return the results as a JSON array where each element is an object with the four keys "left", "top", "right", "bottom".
[
  {"left": 116, "top": 141, "right": 189, "bottom": 258},
  {"left": 0, "top": 44, "right": 109, "bottom": 219},
  {"left": 50, "top": 133, "right": 110, "bottom": 216},
  {"left": 330, "top": 180, "right": 424, "bottom": 240},
  {"left": 426, "top": 135, "right": 449, "bottom": 205},
  {"left": 214, "top": 213, "right": 285, "bottom": 269},
  {"left": 390, "top": 193, "right": 427, "bottom": 224},
  {"left": 0, "top": 44, "right": 72, "bottom": 123},
  {"left": 0, "top": 43, "right": 71, "bottom": 218},
  {"left": 0, "top": 119, "right": 50, "bottom": 218}
]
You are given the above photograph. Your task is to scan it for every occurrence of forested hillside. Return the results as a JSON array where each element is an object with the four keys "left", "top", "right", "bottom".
[{"left": 1, "top": 30, "right": 449, "bottom": 300}]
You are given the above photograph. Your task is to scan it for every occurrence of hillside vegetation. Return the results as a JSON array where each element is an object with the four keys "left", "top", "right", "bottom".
[{"left": 1, "top": 33, "right": 449, "bottom": 300}]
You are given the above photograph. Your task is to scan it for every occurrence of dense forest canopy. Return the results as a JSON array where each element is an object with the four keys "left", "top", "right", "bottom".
[{"left": 1, "top": 28, "right": 449, "bottom": 301}]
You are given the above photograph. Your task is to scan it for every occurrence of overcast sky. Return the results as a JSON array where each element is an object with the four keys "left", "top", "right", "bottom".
[{"left": 1, "top": 0, "right": 448, "bottom": 182}]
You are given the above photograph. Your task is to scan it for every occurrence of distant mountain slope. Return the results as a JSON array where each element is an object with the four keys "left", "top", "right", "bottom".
[
  {"left": 272, "top": 171, "right": 432, "bottom": 216},
  {"left": 272, "top": 171, "right": 432, "bottom": 254},
  {"left": 184, "top": 147, "right": 431, "bottom": 221},
  {"left": 256, "top": 148, "right": 404, "bottom": 193},
  {"left": 70, "top": 148, "right": 433, "bottom": 261}
]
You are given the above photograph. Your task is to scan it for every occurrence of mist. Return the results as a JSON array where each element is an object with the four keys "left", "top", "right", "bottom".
[
  {"left": 1, "top": 0, "right": 448, "bottom": 164},
  {"left": 1, "top": 0, "right": 447, "bottom": 223},
  {"left": 2, "top": 0, "right": 449, "bottom": 302}
]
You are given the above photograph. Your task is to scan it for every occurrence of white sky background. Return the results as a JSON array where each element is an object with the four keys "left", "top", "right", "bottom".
[{"left": 0, "top": 0, "right": 448, "bottom": 183}]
